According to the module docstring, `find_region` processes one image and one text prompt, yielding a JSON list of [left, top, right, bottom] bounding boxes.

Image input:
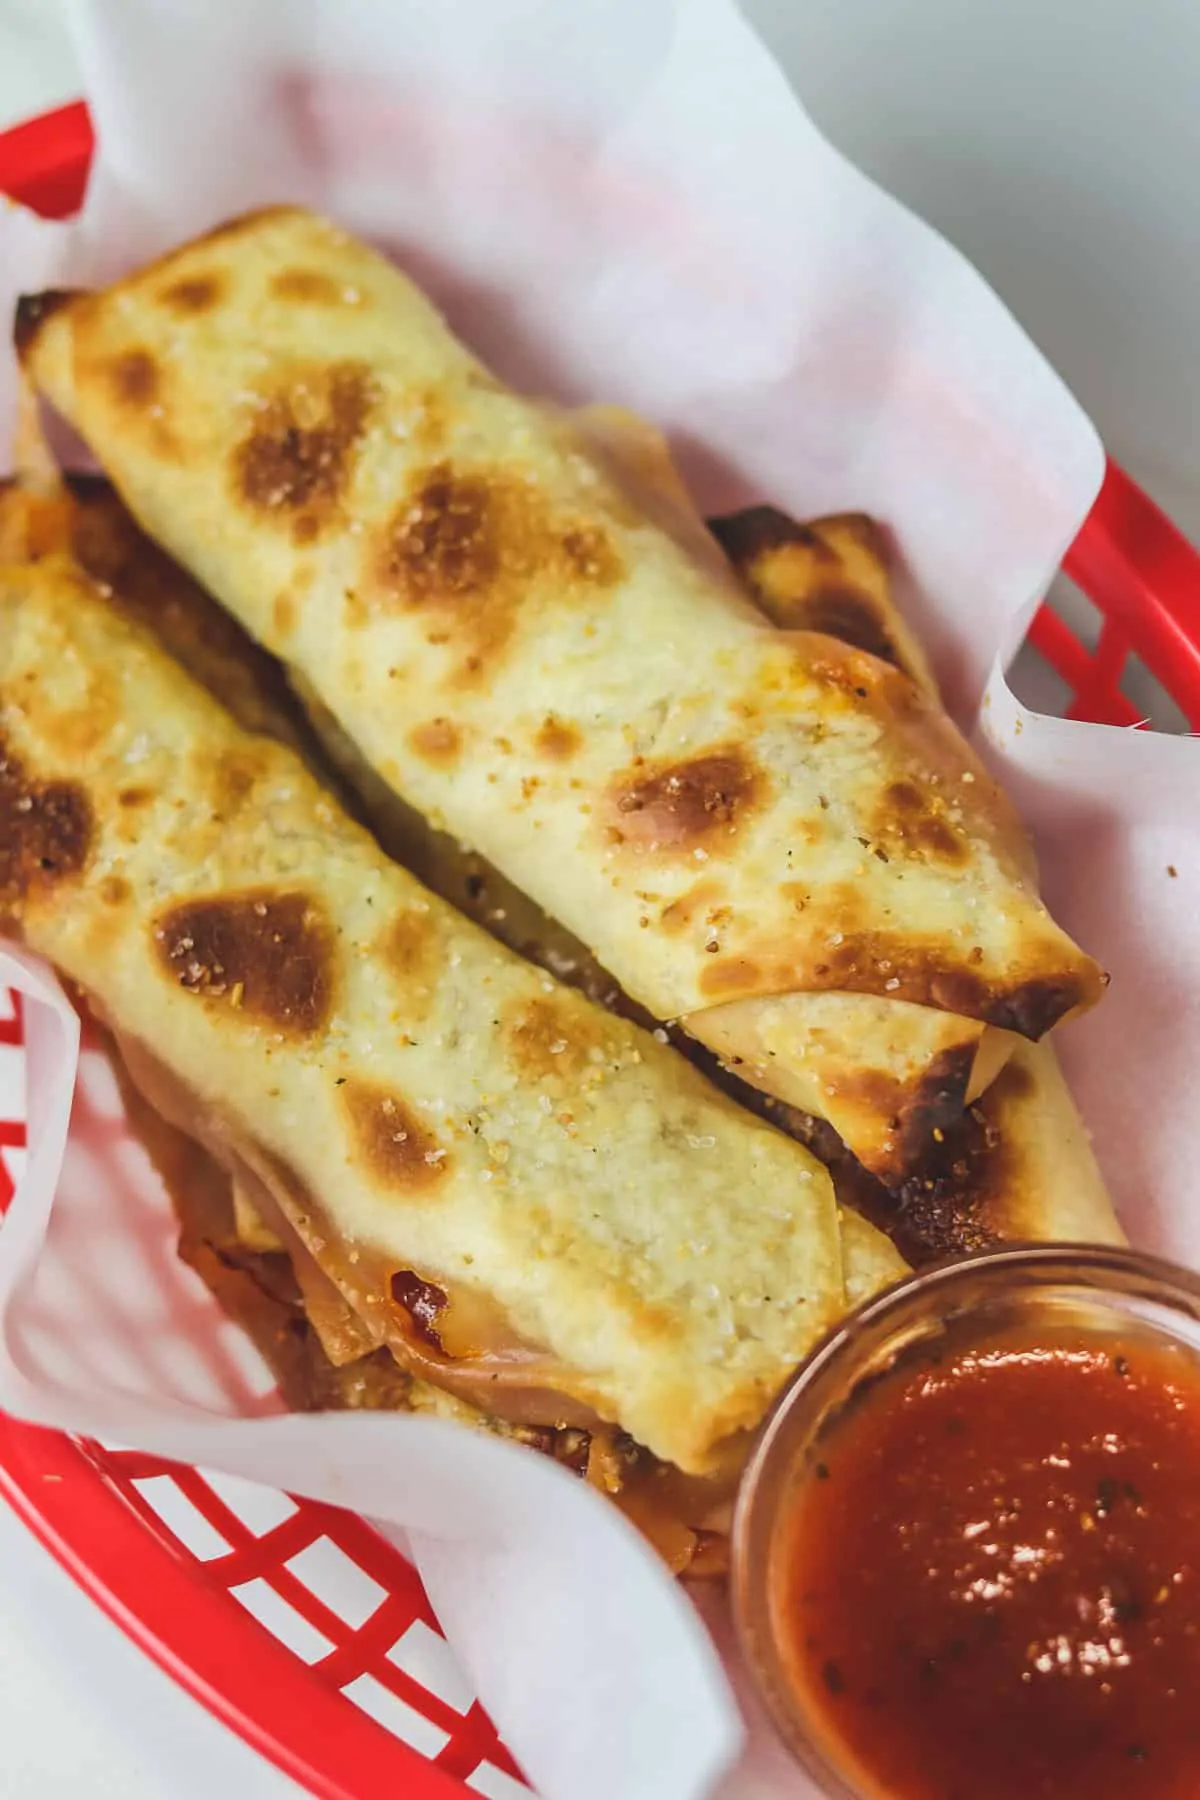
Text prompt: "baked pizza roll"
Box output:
[[16, 207, 1105, 1184], [0, 499, 874, 1479]]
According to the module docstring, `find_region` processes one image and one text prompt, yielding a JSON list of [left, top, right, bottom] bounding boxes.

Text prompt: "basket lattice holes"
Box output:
[[0, 995, 526, 1797], [1018, 573, 1194, 730]]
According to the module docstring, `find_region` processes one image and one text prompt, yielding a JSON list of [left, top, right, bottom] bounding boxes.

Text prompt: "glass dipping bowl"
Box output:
[[730, 1242, 1200, 1800]]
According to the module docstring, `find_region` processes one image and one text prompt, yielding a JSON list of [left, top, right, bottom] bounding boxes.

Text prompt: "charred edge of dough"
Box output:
[[13, 289, 81, 362], [706, 504, 824, 563]]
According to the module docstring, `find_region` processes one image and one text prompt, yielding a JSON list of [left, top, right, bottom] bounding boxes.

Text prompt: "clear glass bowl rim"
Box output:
[[729, 1239, 1200, 1800]]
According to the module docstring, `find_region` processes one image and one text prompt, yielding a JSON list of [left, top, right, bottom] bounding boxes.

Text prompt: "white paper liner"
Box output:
[[0, 3, 1194, 1797]]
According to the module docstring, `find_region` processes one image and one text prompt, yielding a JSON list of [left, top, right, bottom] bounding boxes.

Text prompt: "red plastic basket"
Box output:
[[1, 98, 1198, 1800]]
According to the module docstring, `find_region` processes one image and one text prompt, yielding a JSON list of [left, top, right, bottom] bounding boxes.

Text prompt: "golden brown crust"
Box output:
[[124, 205, 307, 302], [365, 460, 624, 687], [502, 992, 606, 1085], [153, 889, 335, 1037], [270, 269, 358, 306], [837, 1041, 1123, 1263], [605, 749, 767, 857], [103, 347, 162, 410], [377, 902, 444, 1017], [693, 921, 1095, 1037], [407, 716, 464, 767], [0, 730, 93, 909], [825, 1042, 979, 1178], [533, 714, 583, 762], [338, 1078, 451, 1191], [157, 273, 228, 315], [710, 506, 930, 687], [232, 362, 377, 542]]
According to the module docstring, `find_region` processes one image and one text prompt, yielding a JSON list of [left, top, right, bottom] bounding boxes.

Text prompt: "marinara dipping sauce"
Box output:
[[732, 1246, 1200, 1800]]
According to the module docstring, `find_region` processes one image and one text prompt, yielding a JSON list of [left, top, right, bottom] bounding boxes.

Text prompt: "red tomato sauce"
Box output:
[[776, 1331, 1200, 1799]]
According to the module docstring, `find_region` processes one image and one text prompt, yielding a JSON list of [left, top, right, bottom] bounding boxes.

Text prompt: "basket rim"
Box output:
[[1, 89, 1199, 1800], [0, 1415, 476, 1800]]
